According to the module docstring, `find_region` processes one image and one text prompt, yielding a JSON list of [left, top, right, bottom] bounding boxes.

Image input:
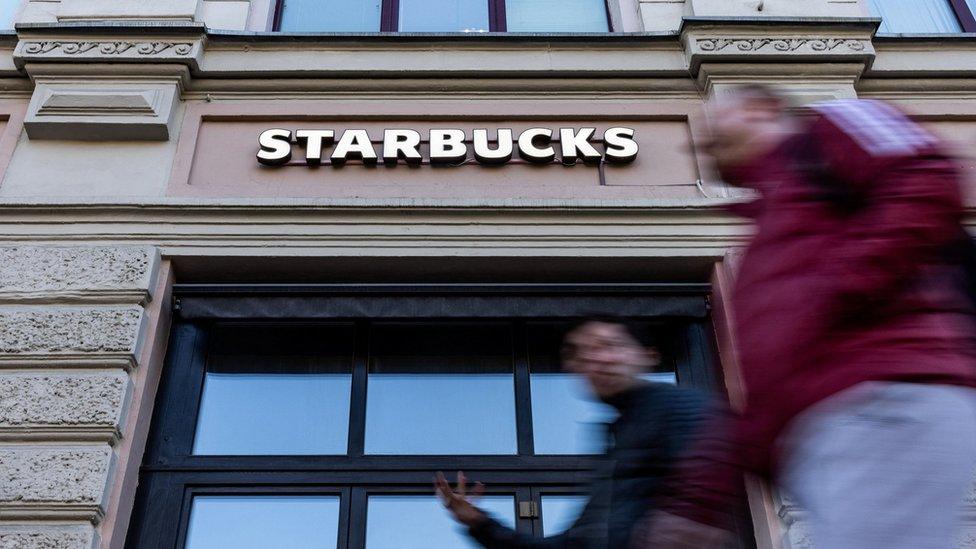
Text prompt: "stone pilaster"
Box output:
[[0, 246, 160, 548]]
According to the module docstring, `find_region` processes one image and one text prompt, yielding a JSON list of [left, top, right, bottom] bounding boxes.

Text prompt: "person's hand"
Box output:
[[631, 511, 734, 548], [434, 471, 488, 528]]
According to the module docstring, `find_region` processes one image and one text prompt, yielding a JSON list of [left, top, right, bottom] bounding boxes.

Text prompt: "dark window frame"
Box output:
[[126, 285, 722, 549], [272, 0, 613, 32], [871, 0, 976, 32], [949, 0, 976, 32]]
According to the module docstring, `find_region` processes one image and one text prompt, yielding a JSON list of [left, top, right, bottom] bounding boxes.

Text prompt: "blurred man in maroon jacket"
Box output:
[[637, 87, 976, 549]]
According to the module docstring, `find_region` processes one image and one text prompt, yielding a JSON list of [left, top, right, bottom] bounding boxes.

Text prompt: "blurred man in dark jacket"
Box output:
[[434, 318, 712, 548], [640, 87, 976, 549]]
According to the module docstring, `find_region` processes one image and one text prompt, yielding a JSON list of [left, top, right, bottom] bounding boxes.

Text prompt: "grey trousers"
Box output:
[[779, 382, 976, 549]]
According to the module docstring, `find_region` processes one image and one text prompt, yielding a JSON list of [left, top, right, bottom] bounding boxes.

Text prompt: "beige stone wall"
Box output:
[[0, 247, 167, 549], [0, 1, 969, 549]]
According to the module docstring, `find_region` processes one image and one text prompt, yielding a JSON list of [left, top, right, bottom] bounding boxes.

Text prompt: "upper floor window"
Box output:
[[0, 0, 19, 28], [274, 0, 610, 32], [867, 0, 976, 33]]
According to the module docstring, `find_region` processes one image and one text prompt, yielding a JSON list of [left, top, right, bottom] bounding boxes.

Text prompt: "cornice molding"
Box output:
[[0, 425, 121, 445], [13, 34, 203, 71], [0, 201, 753, 265], [21, 40, 194, 56], [681, 19, 877, 76], [0, 354, 137, 371], [0, 503, 104, 524], [695, 37, 868, 53]]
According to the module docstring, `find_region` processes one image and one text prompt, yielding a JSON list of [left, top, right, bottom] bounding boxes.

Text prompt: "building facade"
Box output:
[[0, 0, 973, 548]]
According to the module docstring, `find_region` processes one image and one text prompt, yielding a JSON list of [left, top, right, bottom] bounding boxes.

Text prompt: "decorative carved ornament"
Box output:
[[696, 38, 868, 53], [21, 41, 194, 56]]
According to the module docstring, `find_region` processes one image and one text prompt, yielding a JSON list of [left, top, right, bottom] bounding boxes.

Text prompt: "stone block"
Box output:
[[696, 62, 862, 103], [0, 372, 129, 441], [639, 0, 686, 32], [0, 445, 113, 520], [58, 0, 201, 22], [200, 0, 250, 31], [24, 80, 183, 141], [17, 2, 61, 25], [0, 523, 97, 549], [0, 246, 158, 303], [0, 306, 145, 369]]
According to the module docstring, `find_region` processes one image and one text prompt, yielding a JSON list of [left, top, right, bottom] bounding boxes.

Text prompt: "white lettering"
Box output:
[[331, 129, 378, 166], [517, 128, 555, 164], [603, 127, 639, 164], [429, 129, 468, 164], [382, 129, 423, 165], [559, 127, 602, 165], [257, 126, 640, 168], [472, 128, 514, 165], [257, 128, 293, 166], [295, 129, 335, 166]]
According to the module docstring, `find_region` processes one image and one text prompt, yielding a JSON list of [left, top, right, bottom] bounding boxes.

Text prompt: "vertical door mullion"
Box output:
[[338, 487, 353, 549], [347, 487, 368, 549], [348, 321, 369, 457], [513, 321, 535, 456], [528, 486, 543, 537], [515, 486, 535, 536]]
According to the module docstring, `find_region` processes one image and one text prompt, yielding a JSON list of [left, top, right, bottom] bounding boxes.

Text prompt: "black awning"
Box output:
[[174, 284, 710, 319]]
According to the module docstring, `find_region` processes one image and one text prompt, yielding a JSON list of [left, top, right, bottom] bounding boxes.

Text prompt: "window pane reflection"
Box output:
[[527, 322, 676, 455], [532, 374, 615, 454], [541, 495, 588, 536], [185, 496, 340, 549], [367, 495, 514, 549], [365, 323, 517, 455], [193, 325, 354, 455], [398, 0, 489, 32], [506, 0, 609, 32], [279, 0, 382, 32], [867, 0, 962, 33], [0, 0, 18, 29]]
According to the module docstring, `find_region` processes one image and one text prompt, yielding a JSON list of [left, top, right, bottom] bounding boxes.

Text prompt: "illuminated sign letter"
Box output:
[[517, 128, 555, 164], [331, 129, 378, 166], [257, 126, 639, 168], [559, 127, 602, 165], [257, 129, 293, 166], [603, 127, 639, 164], [382, 129, 423, 166], [295, 129, 335, 166], [429, 129, 467, 165], [472, 128, 514, 165]]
